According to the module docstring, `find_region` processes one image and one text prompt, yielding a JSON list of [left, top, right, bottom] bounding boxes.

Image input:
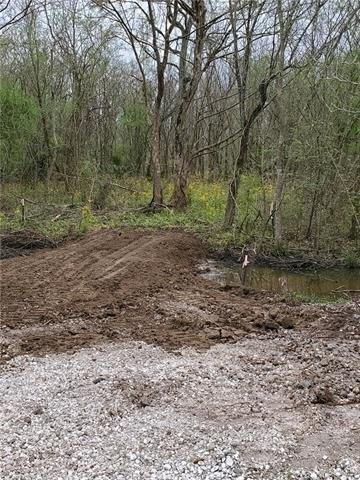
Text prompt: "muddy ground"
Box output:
[[1, 228, 358, 360], [0, 229, 359, 477]]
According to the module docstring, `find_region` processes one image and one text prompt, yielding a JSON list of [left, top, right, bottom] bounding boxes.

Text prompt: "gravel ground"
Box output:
[[1, 335, 359, 480]]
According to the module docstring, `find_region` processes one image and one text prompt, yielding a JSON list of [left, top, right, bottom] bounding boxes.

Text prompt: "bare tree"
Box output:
[[169, 1, 231, 209], [223, 0, 275, 228], [0, 0, 34, 32], [169, 0, 207, 208], [94, 0, 180, 207]]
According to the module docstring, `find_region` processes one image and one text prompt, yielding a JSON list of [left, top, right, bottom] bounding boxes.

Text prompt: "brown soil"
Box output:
[[1, 228, 359, 363]]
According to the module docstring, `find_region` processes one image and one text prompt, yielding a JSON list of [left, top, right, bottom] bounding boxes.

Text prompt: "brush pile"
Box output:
[[0, 229, 57, 259]]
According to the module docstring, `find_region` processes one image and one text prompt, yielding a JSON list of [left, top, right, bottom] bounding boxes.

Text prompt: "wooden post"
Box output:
[[241, 254, 250, 285], [21, 198, 25, 225]]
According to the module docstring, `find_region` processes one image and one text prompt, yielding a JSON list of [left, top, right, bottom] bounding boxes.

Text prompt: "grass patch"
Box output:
[[291, 292, 348, 304]]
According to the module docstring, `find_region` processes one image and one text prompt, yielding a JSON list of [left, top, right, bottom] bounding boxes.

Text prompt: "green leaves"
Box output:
[[0, 82, 39, 180]]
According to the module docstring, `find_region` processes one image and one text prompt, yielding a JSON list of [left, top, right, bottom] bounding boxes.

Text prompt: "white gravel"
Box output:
[[1, 338, 359, 479]]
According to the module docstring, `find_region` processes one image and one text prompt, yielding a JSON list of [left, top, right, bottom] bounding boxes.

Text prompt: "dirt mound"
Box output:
[[1, 228, 359, 362]]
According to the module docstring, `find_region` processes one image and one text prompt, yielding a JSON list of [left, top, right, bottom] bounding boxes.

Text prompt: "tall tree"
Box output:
[[224, 0, 275, 228], [170, 0, 207, 209], [94, 0, 180, 207]]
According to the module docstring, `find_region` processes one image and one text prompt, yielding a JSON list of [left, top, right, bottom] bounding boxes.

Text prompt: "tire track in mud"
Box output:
[[1, 228, 359, 362], [1, 231, 157, 323], [0, 229, 212, 358]]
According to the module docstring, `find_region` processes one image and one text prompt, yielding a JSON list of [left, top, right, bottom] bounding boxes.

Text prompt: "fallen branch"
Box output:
[[332, 289, 360, 293], [51, 205, 82, 222], [140, 203, 172, 214], [109, 182, 143, 194]]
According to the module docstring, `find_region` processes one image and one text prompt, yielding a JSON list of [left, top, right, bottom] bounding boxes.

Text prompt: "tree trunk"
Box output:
[[224, 176, 238, 228], [171, 153, 189, 209], [349, 214, 359, 240], [273, 0, 287, 242], [170, 1, 206, 209], [150, 107, 163, 206], [349, 201, 359, 240], [223, 0, 253, 229], [171, 99, 191, 209], [272, 125, 287, 241], [171, 172, 187, 209], [171, 97, 189, 209], [224, 134, 249, 228], [305, 169, 322, 239], [223, 78, 269, 229], [27, 14, 55, 181], [349, 178, 359, 240], [273, 149, 286, 241]]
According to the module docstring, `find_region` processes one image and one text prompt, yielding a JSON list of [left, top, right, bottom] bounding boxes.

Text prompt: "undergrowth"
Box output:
[[0, 177, 359, 264]]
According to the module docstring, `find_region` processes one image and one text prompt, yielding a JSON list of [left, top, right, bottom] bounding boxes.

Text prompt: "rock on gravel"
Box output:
[[0, 336, 359, 480]]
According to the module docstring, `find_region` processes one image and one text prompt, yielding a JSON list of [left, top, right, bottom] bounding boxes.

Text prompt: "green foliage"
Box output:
[[327, 51, 360, 156], [79, 204, 102, 234], [291, 292, 347, 304], [344, 255, 360, 269], [1, 178, 359, 264], [120, 101, 148, 128], [0, 212, 6, 229], [0, 82, 39, 180], [113, 100, 149, 174]]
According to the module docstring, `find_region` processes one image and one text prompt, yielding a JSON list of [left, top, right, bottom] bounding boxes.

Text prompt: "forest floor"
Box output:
[[1, 179, 359, 268], [1, 229, 360, 479]]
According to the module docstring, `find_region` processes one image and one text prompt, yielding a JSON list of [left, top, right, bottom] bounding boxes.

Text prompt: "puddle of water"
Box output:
[[200, 260, 360, 296]]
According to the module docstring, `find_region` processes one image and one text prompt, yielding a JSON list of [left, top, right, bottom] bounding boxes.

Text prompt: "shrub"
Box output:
[[0, 82, 39, 180]]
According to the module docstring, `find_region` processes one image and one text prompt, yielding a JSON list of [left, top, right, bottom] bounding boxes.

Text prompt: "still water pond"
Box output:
[[201, 261, 360, 296]]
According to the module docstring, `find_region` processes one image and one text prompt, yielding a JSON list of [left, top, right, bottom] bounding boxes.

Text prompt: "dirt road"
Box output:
[[0, 229, 359, 478]]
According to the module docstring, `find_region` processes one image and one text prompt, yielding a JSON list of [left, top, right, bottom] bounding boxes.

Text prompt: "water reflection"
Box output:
[[201, 261, 360, 295]]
